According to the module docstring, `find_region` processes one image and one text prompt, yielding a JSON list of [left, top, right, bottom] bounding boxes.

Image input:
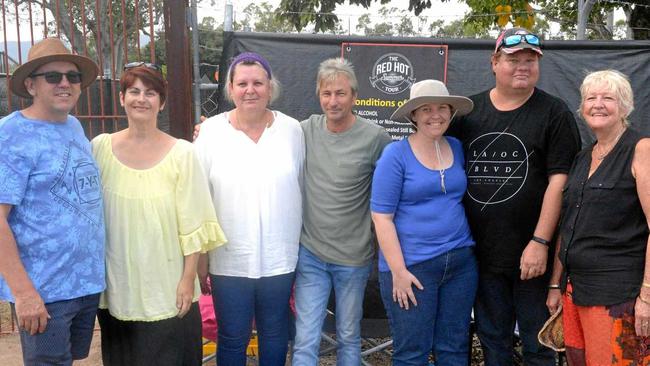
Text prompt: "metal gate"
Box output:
[[0, 0, 194, 335], [0, 0, 193, 141]]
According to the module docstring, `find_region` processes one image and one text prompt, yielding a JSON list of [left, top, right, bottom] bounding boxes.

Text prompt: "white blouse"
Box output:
[[194, 110, 305, 278]]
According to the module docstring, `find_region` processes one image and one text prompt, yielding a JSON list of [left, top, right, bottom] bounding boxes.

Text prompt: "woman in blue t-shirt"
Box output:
[[371, 79, 477, 366]]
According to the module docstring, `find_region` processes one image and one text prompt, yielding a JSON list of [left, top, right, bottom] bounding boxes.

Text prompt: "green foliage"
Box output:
[[11, 0, 164, 74], [278, 0, 433, 32], [429, 19, 491, 38], [244, 2, 294, 33], [535, 0, 616, 39], [355, 6, 426, 36], [450, 0, 641, 40], [198, 17, 225, 65], [131, 30, 165, 65], [629, 6, 650, 39], [278, 0, 647, 40], [241, 3, 297, 33]]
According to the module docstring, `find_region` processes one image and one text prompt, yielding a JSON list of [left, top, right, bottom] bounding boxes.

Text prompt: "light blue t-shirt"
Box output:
[[371, 137, 474, 272], [0, 111, 105, 303]]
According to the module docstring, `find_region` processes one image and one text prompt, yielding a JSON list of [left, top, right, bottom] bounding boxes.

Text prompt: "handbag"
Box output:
[[538, 306, 565, 352]]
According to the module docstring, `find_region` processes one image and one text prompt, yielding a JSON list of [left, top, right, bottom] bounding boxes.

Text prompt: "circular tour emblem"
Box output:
[[369, 53, 415, 95]]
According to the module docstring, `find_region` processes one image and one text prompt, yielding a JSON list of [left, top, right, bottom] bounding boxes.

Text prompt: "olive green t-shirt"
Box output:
[[300, 114, 392, 266]]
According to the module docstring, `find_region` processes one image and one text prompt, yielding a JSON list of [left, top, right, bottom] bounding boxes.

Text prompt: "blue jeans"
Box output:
[[379, 246, 477, 366], [474, 270, 555, 366], [14, 293, 100, 366], [292, 245, 372, 366], [210, 272, 294, 366]]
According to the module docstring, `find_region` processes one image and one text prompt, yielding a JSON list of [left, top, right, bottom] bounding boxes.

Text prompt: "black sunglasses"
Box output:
[[29, 71, 83, 84], [123, 61, 162, 72]]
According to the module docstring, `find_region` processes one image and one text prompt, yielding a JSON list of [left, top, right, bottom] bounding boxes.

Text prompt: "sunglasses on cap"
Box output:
[[29, 71, 83, 84], [500, 34, 541, 48], [123, 61, 162, 72]]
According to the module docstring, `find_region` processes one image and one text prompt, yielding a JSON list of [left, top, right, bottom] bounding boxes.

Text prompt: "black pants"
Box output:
[[97, 302, 202, 366]]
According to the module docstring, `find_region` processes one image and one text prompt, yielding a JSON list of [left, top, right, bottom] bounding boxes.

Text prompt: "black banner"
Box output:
[[343, 43, 448, 140], [219, 31, 650, 147]]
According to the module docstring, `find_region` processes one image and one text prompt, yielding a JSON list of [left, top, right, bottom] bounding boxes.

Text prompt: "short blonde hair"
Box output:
[[579, 70, 634, 126], [316, 58, 358, 95]]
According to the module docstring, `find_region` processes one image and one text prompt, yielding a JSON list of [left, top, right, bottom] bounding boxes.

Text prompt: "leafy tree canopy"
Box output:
[[10, 0, 164, 74], [278, 0, 648, 39]]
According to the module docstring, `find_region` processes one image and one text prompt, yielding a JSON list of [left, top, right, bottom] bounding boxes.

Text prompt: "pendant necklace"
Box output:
[[595, 127, 626, 160], [434, 140, 447, 194]]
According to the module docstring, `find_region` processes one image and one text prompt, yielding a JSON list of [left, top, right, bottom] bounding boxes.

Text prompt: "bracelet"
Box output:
[[642, 282, 650, 288], [548, 284, 561, 290], [532, 235, 551, 246], [639, 295, 650, 305]]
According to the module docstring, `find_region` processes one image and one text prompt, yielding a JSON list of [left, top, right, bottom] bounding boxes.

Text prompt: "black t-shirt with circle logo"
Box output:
[[448, 88, 581, 272]]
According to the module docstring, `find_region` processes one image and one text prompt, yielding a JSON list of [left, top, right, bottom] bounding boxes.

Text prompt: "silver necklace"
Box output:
[[595, 127, 626, 160], [434, 140, 447, 194]]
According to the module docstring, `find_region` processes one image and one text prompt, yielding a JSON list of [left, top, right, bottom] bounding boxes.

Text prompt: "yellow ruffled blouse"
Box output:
[[92, 133, 226, 321]]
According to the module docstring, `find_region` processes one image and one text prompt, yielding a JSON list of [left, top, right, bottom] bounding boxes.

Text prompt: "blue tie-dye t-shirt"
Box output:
[[0, 111, 105, 303]]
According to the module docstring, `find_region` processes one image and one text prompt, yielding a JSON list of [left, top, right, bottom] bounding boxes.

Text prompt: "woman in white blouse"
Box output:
[[194, 52, 304, 365]]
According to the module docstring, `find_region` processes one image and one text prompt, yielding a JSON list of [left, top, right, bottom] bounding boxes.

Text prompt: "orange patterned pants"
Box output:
[[563, 283, 650, 366]]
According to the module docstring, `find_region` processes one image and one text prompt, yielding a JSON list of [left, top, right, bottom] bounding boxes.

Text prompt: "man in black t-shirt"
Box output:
[[449, 28, 580, 366]]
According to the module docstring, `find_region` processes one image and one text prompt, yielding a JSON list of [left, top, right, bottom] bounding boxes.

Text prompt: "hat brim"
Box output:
[[10, 53, 99, 98], [500, 43, 543, 56], [390, 95, 474, 123]]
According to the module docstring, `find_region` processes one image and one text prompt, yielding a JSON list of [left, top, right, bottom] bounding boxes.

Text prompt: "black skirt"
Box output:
[[97, 302, 202, 366]]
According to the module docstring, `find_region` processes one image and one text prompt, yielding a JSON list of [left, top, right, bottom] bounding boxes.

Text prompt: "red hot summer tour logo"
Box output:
[[369, 53, 415, 95]]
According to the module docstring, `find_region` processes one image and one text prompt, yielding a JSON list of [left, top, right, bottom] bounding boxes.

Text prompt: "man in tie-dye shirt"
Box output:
[[0, 38, 105, 365]]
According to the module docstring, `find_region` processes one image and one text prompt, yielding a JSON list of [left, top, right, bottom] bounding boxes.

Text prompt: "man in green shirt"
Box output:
[[292, 58, 392, 366]]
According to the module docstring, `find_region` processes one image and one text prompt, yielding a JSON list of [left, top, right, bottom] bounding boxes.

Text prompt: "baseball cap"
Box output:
[[494, 27, 543, 56]]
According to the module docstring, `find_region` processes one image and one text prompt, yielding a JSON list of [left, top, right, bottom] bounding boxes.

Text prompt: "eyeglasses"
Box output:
[[29, 71, 83, 84], [123, 62, 162, 72], [501, 34, 541, 48]]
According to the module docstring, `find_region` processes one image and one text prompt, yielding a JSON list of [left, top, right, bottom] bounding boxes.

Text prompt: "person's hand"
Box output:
[[197, 254, 210, 295], [198, 270, 210, 296], [176, 277, 194, 318], [391, 268, 423, 310], [192, 116, 206, 141], [520, 241, 548, 280], [198, 273, 210, 296], [546, 288, 562, 315], [15, 291, 50, 335], [635, 296, 650, 337]]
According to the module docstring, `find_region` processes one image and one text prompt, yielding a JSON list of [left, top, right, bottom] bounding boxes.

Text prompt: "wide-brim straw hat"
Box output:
[[10, 37, 99, 98], [538, 306, 564, 352], [390, 79, 473, 123]]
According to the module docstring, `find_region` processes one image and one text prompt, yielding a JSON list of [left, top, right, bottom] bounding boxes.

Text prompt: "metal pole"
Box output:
[[577, 0, 595, 40], [625, 8, 633, 40], [190, 0, 201, 124], [577, 0, 585, 40], [606, 10, 614, 36], [225, 1, 233, 32]]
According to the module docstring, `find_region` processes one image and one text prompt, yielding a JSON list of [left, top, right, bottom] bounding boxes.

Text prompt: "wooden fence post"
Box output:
[[164, 0, 192, 140]]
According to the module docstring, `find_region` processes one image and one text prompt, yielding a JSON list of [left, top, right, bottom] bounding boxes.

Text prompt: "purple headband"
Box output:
[[229, 52, 273, 80]]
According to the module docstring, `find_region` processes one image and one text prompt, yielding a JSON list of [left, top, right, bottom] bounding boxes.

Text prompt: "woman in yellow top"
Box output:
[[92, 63, 226, 366]]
